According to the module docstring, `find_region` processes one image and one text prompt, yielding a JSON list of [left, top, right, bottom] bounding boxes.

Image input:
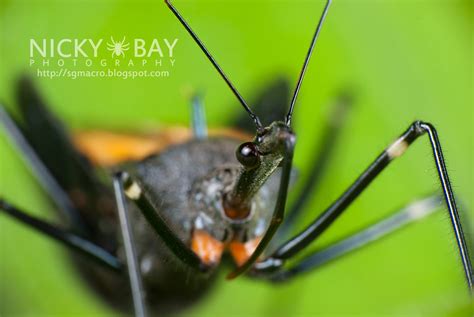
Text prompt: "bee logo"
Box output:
[[106, 36, 130, 58]]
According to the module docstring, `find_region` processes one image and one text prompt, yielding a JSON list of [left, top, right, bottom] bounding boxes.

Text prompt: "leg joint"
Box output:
[[386, 120, 429, 160], [114, 172, 142, 201], [416, 120, 436, 135]]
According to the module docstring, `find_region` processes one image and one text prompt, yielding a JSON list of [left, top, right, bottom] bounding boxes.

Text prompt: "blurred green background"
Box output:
[[0, 0, 472, 316]]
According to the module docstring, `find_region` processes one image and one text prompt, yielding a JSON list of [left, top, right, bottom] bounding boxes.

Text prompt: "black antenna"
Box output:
[[165, 0, 263, 130], [285, 0, 332, 126]]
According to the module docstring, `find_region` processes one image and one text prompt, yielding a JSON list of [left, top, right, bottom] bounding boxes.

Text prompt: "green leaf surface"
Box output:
[[0, 0, 472, 316]]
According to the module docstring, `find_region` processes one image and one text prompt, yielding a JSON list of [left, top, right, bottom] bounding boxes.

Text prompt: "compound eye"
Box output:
[[236, 142, 260, 169]]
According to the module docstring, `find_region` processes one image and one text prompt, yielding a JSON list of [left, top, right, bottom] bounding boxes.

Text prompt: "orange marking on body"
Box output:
[[73, 128, 190, 166], [73, 127, 251, 166], [229, 237, 262, 266], [191, 230, 225, 265]]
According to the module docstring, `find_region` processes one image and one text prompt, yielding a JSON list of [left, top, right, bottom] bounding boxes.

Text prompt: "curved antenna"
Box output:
[[165, 0, 263, 130], [285, 0, 332, 126]]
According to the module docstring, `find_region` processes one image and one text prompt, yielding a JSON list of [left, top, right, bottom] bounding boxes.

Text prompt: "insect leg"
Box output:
[[255, 195, 443, 281], [0, 199, 122, 271], [116, 172, 206, 272], [0, 104, 85, 232], [277, 91, 352, 240], [190, 93, 207, 139], [14, 77, 112, 237], [257, 121, 473, 290], [113, 173, 147, 317]]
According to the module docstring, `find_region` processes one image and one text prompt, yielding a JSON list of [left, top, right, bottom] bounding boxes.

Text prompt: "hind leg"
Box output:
[[2, 78, 119, 247], [0, 199, 121, 270], [0, 104, 86, 231]]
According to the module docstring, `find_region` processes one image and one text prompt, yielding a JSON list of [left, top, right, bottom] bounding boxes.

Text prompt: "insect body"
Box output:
[[0, 0, 472, 316], [87, 137, 278, 313]]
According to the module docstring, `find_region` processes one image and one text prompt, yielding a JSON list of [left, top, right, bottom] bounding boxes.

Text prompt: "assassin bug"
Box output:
[[0, 0, 472, 316]]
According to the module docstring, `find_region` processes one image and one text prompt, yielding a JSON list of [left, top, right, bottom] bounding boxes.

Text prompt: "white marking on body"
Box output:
[[140, 255, 153, 275], [387, 137, 409, 159], [195, 213, 215, 230], [206, 182, 220, 195], [195, 216, 204, 230], [125, 182, 142, 200]]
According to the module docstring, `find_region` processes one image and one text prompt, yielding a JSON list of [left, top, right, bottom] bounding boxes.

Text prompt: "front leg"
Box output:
[[115, 172, 207, 272], [255, 195, 444, 281], [112, 173, 147, 317], [254, 121, 473, 290], [0, 199, 122, 271]]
